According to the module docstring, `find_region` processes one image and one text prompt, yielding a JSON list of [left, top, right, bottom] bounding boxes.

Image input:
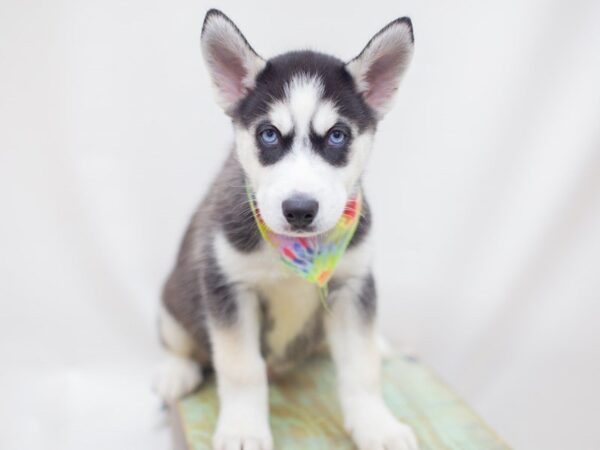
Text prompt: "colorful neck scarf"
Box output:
[[247, 186, 362, 289]]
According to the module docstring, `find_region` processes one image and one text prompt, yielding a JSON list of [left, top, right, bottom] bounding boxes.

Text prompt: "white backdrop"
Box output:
[[2, 0, 599, 449]]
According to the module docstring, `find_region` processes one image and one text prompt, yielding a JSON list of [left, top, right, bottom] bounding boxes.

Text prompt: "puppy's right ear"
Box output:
[[201, 9, 266, 115], [346, 18, 414, 118]]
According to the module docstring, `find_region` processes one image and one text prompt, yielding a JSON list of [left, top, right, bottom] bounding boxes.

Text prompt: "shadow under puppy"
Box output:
[[156, 9, 416, 450]]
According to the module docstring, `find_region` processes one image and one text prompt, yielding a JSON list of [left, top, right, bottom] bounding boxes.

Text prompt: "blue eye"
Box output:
[[327, 129, 347, 146], [259, 127, 280, 146]]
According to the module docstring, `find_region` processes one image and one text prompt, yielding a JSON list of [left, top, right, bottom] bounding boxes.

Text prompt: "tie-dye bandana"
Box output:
[[247, 186, 362, 295]]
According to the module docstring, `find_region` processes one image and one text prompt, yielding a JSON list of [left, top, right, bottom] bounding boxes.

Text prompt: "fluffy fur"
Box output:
[[155, 9, 416, 450]]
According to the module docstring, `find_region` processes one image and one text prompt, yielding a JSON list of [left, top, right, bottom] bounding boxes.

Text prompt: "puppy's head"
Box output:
[[201, 9, 414, 236]]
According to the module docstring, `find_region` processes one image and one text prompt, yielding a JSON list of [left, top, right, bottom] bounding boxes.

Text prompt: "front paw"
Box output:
[[213, 411, 273, 450], [346, 401, 418, 450]]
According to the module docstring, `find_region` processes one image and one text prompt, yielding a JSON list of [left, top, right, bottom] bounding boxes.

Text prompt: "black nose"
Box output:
[[282, 195, 319, 229]]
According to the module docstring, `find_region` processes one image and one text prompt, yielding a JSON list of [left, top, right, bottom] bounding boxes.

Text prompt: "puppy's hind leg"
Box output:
[[154, 304, 204, 404]]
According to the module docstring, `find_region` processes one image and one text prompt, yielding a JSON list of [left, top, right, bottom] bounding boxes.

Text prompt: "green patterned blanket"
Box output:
[[172, 355, 510, 449]]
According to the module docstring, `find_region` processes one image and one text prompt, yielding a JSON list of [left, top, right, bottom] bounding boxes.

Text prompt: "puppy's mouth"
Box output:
[[258, 213, 331, 238], [281, 225, 319, 237]]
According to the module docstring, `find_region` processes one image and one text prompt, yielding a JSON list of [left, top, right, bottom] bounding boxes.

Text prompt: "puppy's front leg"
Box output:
[[326, 275, 418, 450], [208, 289, 272, 450]]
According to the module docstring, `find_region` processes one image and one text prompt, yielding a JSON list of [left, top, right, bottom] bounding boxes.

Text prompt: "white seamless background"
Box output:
[[1, 1, 599, 449]]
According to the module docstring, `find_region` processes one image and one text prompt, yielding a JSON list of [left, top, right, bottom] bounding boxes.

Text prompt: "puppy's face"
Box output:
[[201, 10, 414, 236]]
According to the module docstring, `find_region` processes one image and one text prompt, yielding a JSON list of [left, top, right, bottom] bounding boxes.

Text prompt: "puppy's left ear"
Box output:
[[346, 18, 414, 118], [201, 9, 266, 114]]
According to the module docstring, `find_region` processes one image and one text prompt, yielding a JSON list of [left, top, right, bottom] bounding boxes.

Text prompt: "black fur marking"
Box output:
[[256, 122, 295, 165], [309, 122, 352, 167], [235, 51, 376, 130], [202, 249, 238, 326], [216, 155, 263, 253], [258, 297, 274, 358], [162, 266, 212, 364], [348, 193, 371, 248], [327, 273, 376, 322], [281, 311, 324, 366], [357, 273, 377, 320], [219, 191, 262, 253]]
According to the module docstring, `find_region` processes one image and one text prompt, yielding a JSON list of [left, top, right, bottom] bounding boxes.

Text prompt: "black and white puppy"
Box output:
[[156, 9, 416, 450]]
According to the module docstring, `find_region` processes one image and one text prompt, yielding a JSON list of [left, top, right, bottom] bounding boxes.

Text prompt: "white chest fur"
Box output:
[[213, 231, 373, 365], [213, 233, 321, 362], [257, 275, 321, 363]]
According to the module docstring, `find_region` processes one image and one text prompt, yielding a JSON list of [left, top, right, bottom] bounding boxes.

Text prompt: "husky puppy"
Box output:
[[156, 9, 416, 450]]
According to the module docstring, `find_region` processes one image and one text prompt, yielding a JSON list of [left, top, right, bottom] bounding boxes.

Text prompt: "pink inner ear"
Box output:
[[363, 51, 406, 111], [209, 43, 247, 105]]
